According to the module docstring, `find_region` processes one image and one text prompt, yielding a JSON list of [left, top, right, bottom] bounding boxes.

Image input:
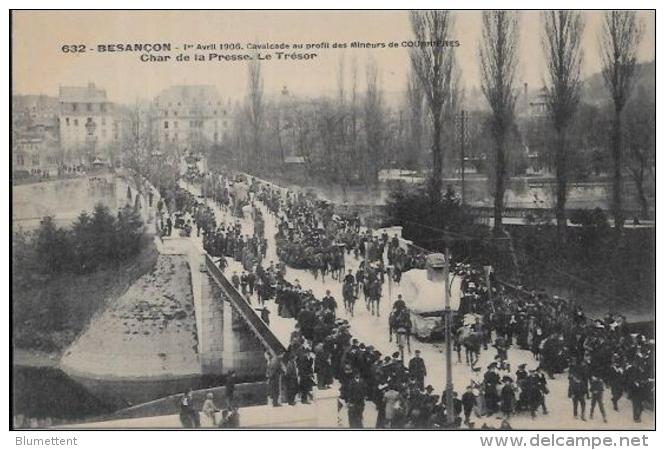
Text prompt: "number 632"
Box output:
[[61, 44, 86, 53]]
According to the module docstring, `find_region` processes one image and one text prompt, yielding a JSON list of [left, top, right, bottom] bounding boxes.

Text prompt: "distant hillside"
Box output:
[[582, 60, 655, 105]]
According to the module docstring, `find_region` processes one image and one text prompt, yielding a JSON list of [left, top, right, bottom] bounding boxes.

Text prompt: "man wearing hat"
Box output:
[[266, 352, 284, 407], [515, 363, 528, 411], [344, 371, 368, 428], [440, 389, 463, 425], [568, 372, 589, 421], [483, 363, 501, 415], [500, 376, 517, 419], [322, 289, 337, 314], [589, 375, 608, 423], [408, 349, 427, 391], [462, 385, 477, 425], [389, 352, 407, 382], [516, 363, 528, 384], [608, 355, 625, 412]]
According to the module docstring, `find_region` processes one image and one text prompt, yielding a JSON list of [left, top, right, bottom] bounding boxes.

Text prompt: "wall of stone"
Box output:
[[159, 236, 266, 378]]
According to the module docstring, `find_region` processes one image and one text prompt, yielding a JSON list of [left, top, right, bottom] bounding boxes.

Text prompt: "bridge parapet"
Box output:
[[204, 254, 286, 358]]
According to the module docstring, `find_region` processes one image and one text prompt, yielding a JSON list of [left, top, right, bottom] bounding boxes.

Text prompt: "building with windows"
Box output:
[[59, 83, 121, 162], [13, 131, 61, 174], [12, 94, 61, 175], [13, 94, 60, 131], [152, 85, 231, 153]]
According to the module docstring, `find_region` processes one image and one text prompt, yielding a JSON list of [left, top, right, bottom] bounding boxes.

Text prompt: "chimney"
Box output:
[[425, 253, 447, 283]]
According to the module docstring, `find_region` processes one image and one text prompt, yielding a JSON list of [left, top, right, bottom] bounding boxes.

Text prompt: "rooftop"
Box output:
[[59, 83, 108, 103], [154, 85, 223, 105]]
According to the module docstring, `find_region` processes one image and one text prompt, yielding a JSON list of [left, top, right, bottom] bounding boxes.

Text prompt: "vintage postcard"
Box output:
[[10, 9, 655, 432]]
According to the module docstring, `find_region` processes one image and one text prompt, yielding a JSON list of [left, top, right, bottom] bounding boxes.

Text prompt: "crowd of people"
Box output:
[[170, 168, 654, 429]]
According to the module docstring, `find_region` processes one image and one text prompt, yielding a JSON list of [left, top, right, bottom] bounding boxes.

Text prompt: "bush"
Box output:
[[569, 208, 609, 230], [35, 217, 73, 274], [21, 203, 145, 276], [384, 182, 481, 249], [569, 208, 610, 249]]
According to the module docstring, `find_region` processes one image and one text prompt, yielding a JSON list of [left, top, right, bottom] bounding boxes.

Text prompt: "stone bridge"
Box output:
[[103, 170, 287, 377], [155, 232, 285, 379]]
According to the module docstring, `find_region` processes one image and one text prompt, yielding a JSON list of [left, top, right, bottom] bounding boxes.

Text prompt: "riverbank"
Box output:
[[12, 365, 115, 428], [12, 348, 60, 368], [12, 239, 158, 353], [60, 253, 200, 380]]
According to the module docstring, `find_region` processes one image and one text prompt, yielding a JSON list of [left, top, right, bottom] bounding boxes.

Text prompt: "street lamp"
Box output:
[[426, 251, 455, 426], [484, 265, 492, 303], [443, 247, 455, 426]]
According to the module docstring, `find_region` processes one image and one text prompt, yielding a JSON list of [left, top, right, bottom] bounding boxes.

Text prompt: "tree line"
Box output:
[[114, 11, 649, 246], [224, 10, 650, 245], [13, 204, 145, 279]]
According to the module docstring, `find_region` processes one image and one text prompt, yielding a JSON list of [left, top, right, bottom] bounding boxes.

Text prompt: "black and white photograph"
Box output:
[[9, 8, 656, 433]]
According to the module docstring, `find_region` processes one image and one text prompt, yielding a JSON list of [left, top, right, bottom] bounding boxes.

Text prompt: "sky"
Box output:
[[12, 10, 655, 104]]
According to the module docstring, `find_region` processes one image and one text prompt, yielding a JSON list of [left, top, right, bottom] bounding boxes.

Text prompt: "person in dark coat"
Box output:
[[408, 350, 427, 390], [515, 363, 528, 411], [231, 271, 241, 290], [322, 290, 338, 314], [284, 354, 299, 405], [179, 390, 196, 428], [540, 335, 562, 379], [483, 363, 501, 414], [568, 373, 589, 421], [247, 271, 256, 295], [500, 378, 517, 419], [345, 372, 367, 428], [297, 351, 315, 404], [225, 370, 237, 408], [314, 342, 332, 389], [266, 352, 284, 407], [589, 375, 607, 423], [461, 385, 477, 425], [625, 358, 648, 423], [608, 356, 625, 411], [524, 368, 549, 418]]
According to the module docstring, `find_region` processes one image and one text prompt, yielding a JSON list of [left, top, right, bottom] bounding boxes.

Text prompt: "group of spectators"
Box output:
[[452, 265, 655, 424], [264, 277, 465, 428], [178, 169, 654, 429]]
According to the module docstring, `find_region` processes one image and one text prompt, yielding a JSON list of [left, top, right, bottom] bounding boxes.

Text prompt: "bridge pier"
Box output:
[[221, 297, 235, 372], [156, 231, 279, 380]]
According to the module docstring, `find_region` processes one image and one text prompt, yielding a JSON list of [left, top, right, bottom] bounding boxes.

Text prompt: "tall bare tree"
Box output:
[[542, 11, 585, 242], [443, 59, 464, 172], [121, 104, 155, 191], [246, 57, 264, 171], [349, 57, 359, 159], [337, 54, 346, 107], [405, 67, 425, 168], [479, 11, 520, 235], [624, 85, 654, 219], [409, 10, 455, 206], [363, 58, 384, 185], [599, 11, 644, 230]]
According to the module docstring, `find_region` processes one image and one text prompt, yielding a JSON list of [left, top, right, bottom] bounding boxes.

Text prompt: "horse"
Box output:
[[342, 282, 356, 317], [389, 308, 412, 354], [457, 325, 482, 369], [368, 279, 382, 316]]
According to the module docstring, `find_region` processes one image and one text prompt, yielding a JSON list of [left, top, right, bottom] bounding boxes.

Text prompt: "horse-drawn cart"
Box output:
[[394, 268, 463, 340]]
